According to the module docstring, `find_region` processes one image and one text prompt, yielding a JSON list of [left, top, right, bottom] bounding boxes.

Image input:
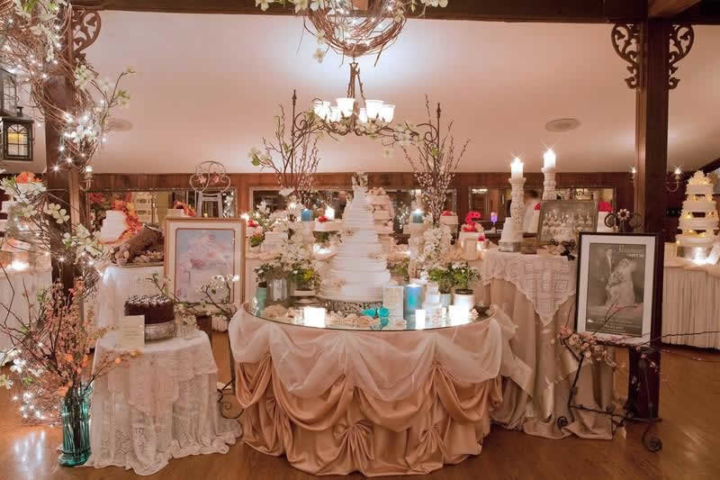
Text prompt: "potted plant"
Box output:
[[450, 262, 480, 309], [255, 261, 288, 306], [249, 232, 265, 253], [289, 263, 317, 297], [427, 265, 453, 308], [390, 257, 410, 284]]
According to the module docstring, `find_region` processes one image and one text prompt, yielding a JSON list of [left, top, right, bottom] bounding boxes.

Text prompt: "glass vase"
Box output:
[[59, 385, 92, 467], [267, 278, 289, 307]]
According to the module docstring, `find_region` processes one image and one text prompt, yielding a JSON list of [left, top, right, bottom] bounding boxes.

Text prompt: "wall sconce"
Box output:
[[630, 166, 683, 193]]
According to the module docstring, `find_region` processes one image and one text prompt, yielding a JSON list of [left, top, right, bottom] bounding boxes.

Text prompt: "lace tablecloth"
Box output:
[[481, 250, 576, 325], [662, 260, 720, 349], [0, 269, 52, 364], [86, 332, 241, 476], [95, 265, 164, 328], [229, 306, 528, 476]]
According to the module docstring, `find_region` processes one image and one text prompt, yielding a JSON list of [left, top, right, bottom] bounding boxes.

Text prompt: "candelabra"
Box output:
[[499, 176, 526, 252], [542, 165, 557, 200]]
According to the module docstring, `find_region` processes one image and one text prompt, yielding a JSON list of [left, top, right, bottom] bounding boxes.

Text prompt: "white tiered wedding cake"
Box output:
[[99, 210, 128, 244], [677, 171, 719, 256], [319, 184, 391, 303]]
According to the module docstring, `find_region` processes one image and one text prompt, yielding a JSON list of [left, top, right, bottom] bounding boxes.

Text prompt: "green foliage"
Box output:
[[427, 266, 453, 294]]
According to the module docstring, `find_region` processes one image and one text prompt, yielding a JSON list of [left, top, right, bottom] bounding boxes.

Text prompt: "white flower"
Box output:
[[73, 64, 96, 89], [310, 0, 327, 11], [279, 188, 294, 198], [248, 147, 261, 160], [316, 31, 326, 45], [0, 374, 13, 389], [256, 0, 274, 11], [312, 48, 326, 63]]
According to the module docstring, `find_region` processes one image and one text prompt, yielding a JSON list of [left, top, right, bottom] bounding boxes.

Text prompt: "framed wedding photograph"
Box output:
[[575, 233, 661, 345], [165, 218, 244, 310], [537, 200, 598, 243]]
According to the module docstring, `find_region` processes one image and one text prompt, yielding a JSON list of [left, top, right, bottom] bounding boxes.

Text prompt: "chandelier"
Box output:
[[312, 62, 395, 136]]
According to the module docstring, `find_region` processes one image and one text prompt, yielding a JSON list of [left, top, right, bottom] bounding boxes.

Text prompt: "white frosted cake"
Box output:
[[422, 283, 442, 316], [99, 210, 127, 243], [367, 188, 394, 253], [314, 219, 342, 232], [677, 171, 719, 251], [319, 185, 391, 302]]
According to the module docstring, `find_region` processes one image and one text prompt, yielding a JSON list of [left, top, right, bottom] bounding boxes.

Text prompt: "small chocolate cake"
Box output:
[[124, 295, 175, 325]]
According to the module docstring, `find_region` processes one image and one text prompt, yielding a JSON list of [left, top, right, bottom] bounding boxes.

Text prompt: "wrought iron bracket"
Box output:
[[668, 25, 694, 90], [611, 24, 641, 89]]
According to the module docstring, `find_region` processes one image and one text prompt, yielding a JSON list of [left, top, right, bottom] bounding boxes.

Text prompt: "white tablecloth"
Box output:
[[0, 269, 52, 363], [86, 332, 241, 476], [95, 265, 164, 328], [481, 250, 576, 325], [662, 260, 720, 349]]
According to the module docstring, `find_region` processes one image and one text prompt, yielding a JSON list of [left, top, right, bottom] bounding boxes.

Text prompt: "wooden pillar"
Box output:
[[631, 19, 671, 420]]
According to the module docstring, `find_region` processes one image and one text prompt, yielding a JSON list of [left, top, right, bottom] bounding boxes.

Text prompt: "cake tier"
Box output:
[[314, 220, 341, 232], [686, 184, 714, 196], [676, 234, 716, 248], [440, 216, 459, 225], [682, 200, 717, 212], [104, 210, 126, 222], [679, 216, 719, 231], [366, 195, 390, 206], [124, 294, 175, 325], [166, 209, 187, 218], [375, 225, 393, 235], [319, 272, 391, 302], [373, 210, 391, 220]]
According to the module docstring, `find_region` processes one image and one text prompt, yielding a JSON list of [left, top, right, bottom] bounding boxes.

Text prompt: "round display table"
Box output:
[[229, 303, 513, 476], [87, 331, 241, 475]]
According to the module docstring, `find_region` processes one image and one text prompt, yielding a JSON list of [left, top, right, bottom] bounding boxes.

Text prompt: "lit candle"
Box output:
[[412, 209, 424, 224], [84, 165, 93, 173], [674, 167, 682, 176], [301, 208, 313, 222], [511, 157, 524, 180], [304, 307, 326, 328], [415, 309, 426, 329], [325, 206, 335, 220], [543, 149, 557, 170], [404, 284, 423, 321]]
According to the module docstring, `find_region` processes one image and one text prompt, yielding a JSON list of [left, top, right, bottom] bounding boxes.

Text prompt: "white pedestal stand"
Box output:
[[499, 177, 525, 252], [542, 166, 557, 201]]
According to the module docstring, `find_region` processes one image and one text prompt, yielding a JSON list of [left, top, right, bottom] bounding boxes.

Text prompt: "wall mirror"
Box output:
[[86, 187, 237, 241], [250, 187, 457, 234]]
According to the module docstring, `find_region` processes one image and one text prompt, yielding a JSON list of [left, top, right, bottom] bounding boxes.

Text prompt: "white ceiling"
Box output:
[[15, 12, 720, 174]]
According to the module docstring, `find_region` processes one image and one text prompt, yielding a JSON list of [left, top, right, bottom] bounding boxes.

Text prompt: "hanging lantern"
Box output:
[[0, 67, 18, 116], [2, 106, 34, 161]]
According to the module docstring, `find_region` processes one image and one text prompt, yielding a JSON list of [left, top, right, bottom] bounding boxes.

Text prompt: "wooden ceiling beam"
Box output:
[[77, 0, 648, 23], [649, 0, 701, 18]]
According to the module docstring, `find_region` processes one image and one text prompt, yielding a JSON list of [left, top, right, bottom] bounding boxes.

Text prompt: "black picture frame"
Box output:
[[575, 232, 662, 345]]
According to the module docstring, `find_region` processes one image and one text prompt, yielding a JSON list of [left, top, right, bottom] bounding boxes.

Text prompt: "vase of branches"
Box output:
[[59, 384, 92, 467]]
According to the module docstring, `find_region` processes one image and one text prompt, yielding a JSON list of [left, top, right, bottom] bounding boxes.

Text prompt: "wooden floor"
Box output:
[[1, 333, 719, 480]]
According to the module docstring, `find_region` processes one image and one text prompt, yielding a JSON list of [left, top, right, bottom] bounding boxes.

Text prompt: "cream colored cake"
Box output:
[[319, 185, 391, 302], [677, 171, 719, 252], [99, 210, 127, 243]]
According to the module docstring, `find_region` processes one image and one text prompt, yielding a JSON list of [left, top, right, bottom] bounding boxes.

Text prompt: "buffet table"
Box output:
[[0, 269, 52, 364], [481, 249, 615, 439], [229, 304, 525, 476], [662, 259, 720, 349], [87, 331, 241, 475], [95, 264, 164, 328]]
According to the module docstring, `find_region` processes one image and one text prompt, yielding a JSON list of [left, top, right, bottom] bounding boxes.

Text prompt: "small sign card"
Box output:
[[383, 284, 404, 320], [119, 315, 145, 351]]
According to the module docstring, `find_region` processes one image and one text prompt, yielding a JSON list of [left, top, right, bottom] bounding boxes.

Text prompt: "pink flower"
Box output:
[[598, 201, 613, 213], [534, 202, 541, 211]]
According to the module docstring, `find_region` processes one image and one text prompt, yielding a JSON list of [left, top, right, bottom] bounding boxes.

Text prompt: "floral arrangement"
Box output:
[[390, 257, 410, 283], [534, 202, 542, 211], [465, 211, 482, 224], [87, 192, 142, 240], [173, 201, 196, 217], [427, 265, 454, 294], [442, 210, 455, 217], [247, 219, 259, 228], [289, 265, 317, 291], [317, 215, 329, 223], [599, 201, 613, 213], [418, 225, 453, 269], [15, 171, 41, 184], [249, 232, 265, 248], [449, 262, 480, 292], [0, 280, 136, 424]]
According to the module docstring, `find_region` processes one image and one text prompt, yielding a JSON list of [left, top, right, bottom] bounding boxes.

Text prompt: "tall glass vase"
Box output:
[[267, 277, 289, 307], [59, 385, 92, 467]]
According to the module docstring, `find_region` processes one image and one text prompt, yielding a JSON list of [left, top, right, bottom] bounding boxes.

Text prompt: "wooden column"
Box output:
[[631, 19, 671, 420]]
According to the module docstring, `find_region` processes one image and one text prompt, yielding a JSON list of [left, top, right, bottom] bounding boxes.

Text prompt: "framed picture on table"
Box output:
[[165, 218, 244, 311], [575, 233, 661, 345], [537, 200, 598, 244]]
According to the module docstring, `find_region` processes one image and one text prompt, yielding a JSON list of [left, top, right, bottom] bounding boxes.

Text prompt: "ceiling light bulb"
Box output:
[[359, 108, 368, 123], [330, 106, 341, 122]]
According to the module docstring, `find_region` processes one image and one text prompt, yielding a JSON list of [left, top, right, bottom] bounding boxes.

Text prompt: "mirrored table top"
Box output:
[[244, 301, 490, 332]]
